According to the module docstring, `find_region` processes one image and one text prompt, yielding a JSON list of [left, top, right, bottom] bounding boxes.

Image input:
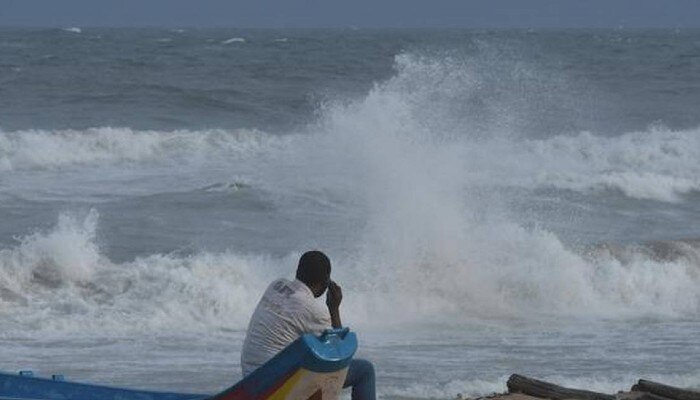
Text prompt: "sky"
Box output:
[[1, 0, 700, 29]]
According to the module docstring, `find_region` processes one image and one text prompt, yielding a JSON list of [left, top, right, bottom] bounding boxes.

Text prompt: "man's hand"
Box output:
[[326, 280, 342, 310], [326, 280, 343, 329]]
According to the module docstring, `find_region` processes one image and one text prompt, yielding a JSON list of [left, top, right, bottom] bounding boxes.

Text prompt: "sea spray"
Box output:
[[0, 211, 278, 335], [2, 52, 700, 334], [306, 54, 700, 323], [2, 28, 700, 398], [0, 210, 100, 293]]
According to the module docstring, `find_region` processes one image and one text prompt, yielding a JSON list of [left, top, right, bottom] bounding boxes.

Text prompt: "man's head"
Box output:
[[296, 250, 331, 298]]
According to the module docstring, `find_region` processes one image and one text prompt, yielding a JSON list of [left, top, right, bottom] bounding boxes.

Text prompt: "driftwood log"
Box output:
[[632, 392, 677, 400], [507, 374, 615, 400], [632, 380, 700, 400]]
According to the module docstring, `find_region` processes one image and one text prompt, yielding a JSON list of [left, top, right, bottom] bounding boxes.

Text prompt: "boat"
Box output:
[[0, 328, 357, 400]]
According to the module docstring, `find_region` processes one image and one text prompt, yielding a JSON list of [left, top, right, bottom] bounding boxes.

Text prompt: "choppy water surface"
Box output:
[[1, 28, 700, 398]]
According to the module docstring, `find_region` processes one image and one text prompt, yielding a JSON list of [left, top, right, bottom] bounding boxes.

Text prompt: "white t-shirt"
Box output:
[[240, 278, 332, 376]]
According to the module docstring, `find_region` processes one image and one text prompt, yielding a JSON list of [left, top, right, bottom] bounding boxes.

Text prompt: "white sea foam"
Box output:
[[383, 370, 700, 399], [0, 127, 282, 171], [2, 52, 700, 336], [372, 53, 700, 202], [383, 376, 508, 399], [1, 206, 699, 337], [523, 129, 700, 202], [3, 51, 700, 201], [0, 211, 278, 335], [289, 52, 700, 323], [0, 211, 100, 315], [1, 125, 697, 203], [222, 37, 246, 44], [63, 27, 82, 34]]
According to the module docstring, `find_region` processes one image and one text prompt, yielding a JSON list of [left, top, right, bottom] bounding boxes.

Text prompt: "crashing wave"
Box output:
[[1, 211, 699, 336]]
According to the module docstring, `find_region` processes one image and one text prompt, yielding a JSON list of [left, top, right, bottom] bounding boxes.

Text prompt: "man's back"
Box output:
[[240, 278, 331, 376], [240, 252, 375, 400]]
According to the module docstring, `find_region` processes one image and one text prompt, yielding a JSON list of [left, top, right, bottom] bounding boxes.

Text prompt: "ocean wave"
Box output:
[[1, 125, 697, 202], [222, 37, 246, 44], [345, 220, 700, 325], [0, 127, 284, 171], [1, 211, 699, 336], [2, 50, 700, 334], [2, 50, 699, 203], [0, 211, 279, 336], [524, 128, 700, 202], [199, 181, 251, 193], [383, 370, 700, 399], [383, 376, 508, 399], [366, 53, 700, 202]]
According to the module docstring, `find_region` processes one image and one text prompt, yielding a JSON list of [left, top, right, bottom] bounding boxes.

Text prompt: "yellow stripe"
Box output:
[[267, 369, 307, 400]]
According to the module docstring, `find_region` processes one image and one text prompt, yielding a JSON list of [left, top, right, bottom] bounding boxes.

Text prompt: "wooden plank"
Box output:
[[506, 374, 615, 400], [632, 380, 700, 400]]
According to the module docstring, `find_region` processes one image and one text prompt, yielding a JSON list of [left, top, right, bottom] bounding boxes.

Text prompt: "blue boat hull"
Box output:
[[0, 371, 207, 400], [1, 329, 357, 400]]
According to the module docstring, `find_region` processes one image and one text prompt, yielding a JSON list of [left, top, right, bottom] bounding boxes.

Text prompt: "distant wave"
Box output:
[[3, 51, 699, 203], [370, 53, 700, 203], [0, 127, 284, 171], [62, 27, 81, 34], [521, 129, 700, 202], [1, 124, 698, 202], [222, 37, 246, 44], [199, 181, 251, 193]]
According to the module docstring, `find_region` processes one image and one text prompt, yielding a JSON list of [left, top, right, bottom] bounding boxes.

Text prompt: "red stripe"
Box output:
[[215, 368, 300, 400]]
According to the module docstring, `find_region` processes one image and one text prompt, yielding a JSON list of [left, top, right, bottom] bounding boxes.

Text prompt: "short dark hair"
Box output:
[[296, 250, 331, 287]]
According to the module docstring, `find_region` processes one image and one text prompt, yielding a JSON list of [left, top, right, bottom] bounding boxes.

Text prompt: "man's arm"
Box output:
[[326, 280, 343, 329]]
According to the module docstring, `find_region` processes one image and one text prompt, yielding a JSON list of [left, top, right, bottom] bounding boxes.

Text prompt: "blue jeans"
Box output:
[[343, 359, 376, 400]]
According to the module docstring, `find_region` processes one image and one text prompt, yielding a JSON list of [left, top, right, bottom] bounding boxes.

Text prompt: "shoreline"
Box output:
[[468, 375, 700, 400]]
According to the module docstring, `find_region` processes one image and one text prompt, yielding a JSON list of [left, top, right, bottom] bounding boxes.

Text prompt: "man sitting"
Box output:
[[241, 251, 375, 400]]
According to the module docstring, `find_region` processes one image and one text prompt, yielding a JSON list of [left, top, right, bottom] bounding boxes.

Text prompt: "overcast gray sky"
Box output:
[[1, 0, 699, 28]]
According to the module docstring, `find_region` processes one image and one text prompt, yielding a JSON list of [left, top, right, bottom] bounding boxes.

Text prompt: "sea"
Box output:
[[1, 27, 699, 398]]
